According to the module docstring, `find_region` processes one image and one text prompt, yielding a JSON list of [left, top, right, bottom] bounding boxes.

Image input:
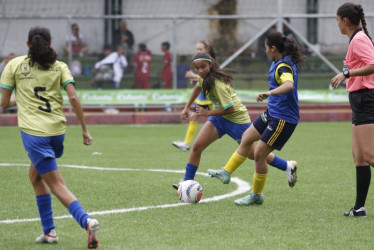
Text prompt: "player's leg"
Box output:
[[234, 141, 272, 206], [345, 124, 372, 217], [183, 121, 219, 180], [173, 120, 219, 189], [29, 163, 59, 243], [41, 163, 99, 248]]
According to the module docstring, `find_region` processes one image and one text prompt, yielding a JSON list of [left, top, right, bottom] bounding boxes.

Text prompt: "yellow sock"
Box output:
[[184, 121, 197, 145], [252, 172, 268, 194], [224, 151, 246, 174]]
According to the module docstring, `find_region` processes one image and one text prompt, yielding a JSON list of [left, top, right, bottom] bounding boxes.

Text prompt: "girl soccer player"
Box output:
[[172, 40, 215, 152], [230, 31, 304, 206], [331, 3, 374, 217], [0, 27, 99, 248], [174, 52, 297, 189]]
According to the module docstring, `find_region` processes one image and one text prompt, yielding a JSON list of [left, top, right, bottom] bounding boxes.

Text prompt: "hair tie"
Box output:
[[193, 58, 212, 63]]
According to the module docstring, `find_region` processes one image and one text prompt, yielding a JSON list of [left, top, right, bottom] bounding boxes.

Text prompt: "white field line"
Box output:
[[0, 163, 250, 224]]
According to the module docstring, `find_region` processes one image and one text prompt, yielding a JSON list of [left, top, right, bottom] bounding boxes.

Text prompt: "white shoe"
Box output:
[[285, 161, 298, 188], [87, 218, 99, 249], [172, 141, 190, 152], [35, 229, 58, 244]]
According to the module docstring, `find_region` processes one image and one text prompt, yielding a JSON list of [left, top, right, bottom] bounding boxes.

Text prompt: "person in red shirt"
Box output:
[[160, 41, 172, 89], [134, 43, 152, 89], [331, 2, 374, 218]]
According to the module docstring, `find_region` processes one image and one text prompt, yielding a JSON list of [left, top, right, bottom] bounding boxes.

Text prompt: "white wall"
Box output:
[[0, 0, 373, 57]]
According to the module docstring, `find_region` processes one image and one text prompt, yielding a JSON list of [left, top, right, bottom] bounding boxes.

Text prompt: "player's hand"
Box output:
[[195, 105, 208, 116], [83, 131, 93, 145], [256, 91, 271, 102], [181, 108, 189, 120], [330, 73, 345, 89]]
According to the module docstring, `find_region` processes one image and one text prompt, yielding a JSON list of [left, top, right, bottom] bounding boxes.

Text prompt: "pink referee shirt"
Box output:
[[344, 31, 374, 92]]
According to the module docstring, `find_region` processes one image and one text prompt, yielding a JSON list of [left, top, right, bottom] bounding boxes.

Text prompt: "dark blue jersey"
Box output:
[[267, 55, 299, 124]]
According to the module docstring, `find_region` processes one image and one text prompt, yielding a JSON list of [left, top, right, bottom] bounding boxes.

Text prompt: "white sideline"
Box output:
[[0, 163, 250, 224]]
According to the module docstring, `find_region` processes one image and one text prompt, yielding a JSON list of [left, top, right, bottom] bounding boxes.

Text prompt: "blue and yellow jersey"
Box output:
[[196, 77, 250, 124], [195, 76, 212, 106], [267, 55, 299, 124], [0, 55, 75, 136]]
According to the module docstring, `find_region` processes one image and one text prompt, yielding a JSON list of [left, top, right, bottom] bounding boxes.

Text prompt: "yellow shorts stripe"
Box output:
[[267, 120, 285, 146]]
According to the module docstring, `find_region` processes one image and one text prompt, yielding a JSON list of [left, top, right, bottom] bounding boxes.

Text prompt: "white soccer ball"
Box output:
[[178, 180, 203, 203]]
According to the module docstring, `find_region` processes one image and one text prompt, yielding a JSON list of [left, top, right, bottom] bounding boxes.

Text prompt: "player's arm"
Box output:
[[0, 87, 16, 109], [181, 85, 201, 119], [65, 83, 93, 145], [196, 104, 235, 117], [257, 65, 294, 102]]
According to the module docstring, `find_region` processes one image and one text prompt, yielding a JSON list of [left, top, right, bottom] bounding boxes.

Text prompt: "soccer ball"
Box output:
[[178, 180, 203, 203]]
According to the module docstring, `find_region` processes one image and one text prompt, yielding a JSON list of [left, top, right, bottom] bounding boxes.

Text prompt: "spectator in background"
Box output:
[[62, 23, 88, 57], [94, 45, 127, 89], [160, 41, 173, 89], [134, 43, 152, 89], [91, 44, 114, 89], [176, 55, 190, 89], [0, 53, 16, 76], [113, 20, 135, 73], [98, 44, 113, 60]]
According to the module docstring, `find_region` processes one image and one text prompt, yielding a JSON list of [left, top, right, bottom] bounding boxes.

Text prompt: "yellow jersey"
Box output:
[[196, 77, 250, 124], [0, 55, 75, 136]]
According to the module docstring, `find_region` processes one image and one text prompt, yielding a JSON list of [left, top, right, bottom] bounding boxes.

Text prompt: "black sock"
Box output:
[[354, 165, 371, 210]]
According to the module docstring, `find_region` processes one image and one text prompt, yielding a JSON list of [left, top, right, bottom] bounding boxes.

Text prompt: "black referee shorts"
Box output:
[[349, 88, 374, 126]]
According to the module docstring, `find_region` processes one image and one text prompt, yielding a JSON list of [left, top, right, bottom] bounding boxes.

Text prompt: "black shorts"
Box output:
[[253, 110, 297, 151], [349, 89, 374, 126]]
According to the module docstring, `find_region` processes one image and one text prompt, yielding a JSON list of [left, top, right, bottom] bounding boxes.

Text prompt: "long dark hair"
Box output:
[[192, 52, 233, 97], [266, 31, 305, 70], [27, 26, 57, 70], [337, 2, 373, 45]]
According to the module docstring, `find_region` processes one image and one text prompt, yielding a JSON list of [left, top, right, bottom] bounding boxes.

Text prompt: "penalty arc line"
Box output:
[[0, 163, 251, 224]]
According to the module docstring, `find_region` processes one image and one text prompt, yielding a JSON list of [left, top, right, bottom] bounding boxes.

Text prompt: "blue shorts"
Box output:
[[21, 131, 65, 174], [253, 110, 297, 150], [208, 116, 250, 142]]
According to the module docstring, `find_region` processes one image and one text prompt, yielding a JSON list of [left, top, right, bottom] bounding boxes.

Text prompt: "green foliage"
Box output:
[[0, 122, 372, 250]]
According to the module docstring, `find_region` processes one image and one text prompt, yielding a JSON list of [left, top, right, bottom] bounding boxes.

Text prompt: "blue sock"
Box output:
[[184, 163, 198, 180], [68, 200, 90, 229], [36, 194, 55, 234], [270, 155, 287, 171]]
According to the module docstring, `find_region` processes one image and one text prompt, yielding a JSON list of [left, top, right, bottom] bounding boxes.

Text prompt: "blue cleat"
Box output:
[[234, 192, 264, 206], [207, 168, 231, 184]]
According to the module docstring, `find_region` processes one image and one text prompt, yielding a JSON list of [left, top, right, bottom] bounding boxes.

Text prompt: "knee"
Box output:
[[29, 172, 42, 186], [363, 155, 374, 166], [253, 151, 266, 162], [191, 142, 204, 154], [247, 151, 255, 160]]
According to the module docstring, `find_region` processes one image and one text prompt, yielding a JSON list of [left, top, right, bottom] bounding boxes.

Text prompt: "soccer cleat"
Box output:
[[172, 141, 190, 152], [35, 229, 58, 244], [234, 192, 264, 206], [344, 207, 367, 218], [207, 168, 231, 184], [285, 161, 298, 188], [87, 218, 99, 249], [172, 179, 183, 190]]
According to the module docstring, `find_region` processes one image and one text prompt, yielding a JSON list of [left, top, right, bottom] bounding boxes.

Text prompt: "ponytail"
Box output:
[[337, 3, 374, 45], [355, 4, 374, 45], [27, 26, 57, 70], [266, 32, 305, 70]]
